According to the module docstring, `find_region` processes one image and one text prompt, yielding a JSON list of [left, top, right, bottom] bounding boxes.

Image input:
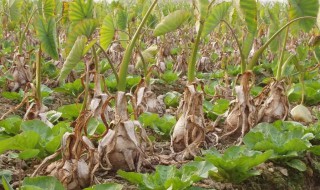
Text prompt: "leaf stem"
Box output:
[[117, 0, 158, 91]]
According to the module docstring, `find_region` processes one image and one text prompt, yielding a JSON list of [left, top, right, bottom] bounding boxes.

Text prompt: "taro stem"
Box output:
[[187, 21, 204, 83], [276, 27, 289, 80], [247, 16, 316, 70], [117, 0, 158, 91], [35, 47, 42, 109]]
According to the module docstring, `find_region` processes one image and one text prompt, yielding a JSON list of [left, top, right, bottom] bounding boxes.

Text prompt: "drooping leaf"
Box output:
[[136, 45, 158, 68], [65, 19, 97, 55], [239, 0, 257, 34], [202, 2, 231, 37], [153, 10, 190, 36], [22, 176, 65, 190], [69, 0, 93, 22], [36, 17, 59, 60], [289, 0, 319, 31], [59, 36, 87, 82], [8, 0, 23, 22], [100, 15, 115, 50], [37, 0, 55, 19]]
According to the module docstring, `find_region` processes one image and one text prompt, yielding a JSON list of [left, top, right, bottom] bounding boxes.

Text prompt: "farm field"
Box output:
[[1, 0, 320, 189]]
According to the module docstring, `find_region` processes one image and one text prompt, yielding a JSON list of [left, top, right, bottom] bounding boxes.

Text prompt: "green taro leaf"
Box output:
[[8, 0, 23, 22], [22, 176, 65, 190], [196, 0, 209, 21], [0, 131, 40, 154], [0, 115, 22, 135], [164, 91, 181, 108], [59, 36, 87, 82], [100, 15, 115, 50], [202, 2, 231, 37], [0, 170, 12, 185], [161, 71, 179, 84], [289, 0, 319, 32], [2, 176, 14, 190], [83, 183, 123, 190], [57, 104, 81, 120], [36, 17, 59, 60], [21, 120, 52, 140], [239, 0, 257, 34], [116, 9, 128, 30], [65, 19, 97, 55], [19, 149, 40, 160], [136, 45, 158, 68], [38, 0, 55, 19], [153, 10, 190, 36], [286, 159, 307, 171], [69, 0, 93, 22]]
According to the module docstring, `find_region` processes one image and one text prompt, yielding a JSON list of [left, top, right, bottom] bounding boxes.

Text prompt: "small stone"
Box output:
[[279, 168, 288, 176], [268, 168, 274, 172], [291, 104, 313, 123]]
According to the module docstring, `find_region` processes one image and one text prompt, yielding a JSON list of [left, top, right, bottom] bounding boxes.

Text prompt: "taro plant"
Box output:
[[197, 146, 273, 183], [223, 0, 319, 143], [153, 0, 231, 159], [118, 161, 216, 190], [243, 120, 314, 171], [97, 0, 159, 172]]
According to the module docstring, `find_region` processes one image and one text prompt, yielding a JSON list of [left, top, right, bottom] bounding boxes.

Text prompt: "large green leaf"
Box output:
[[65, 19, 97, 55], [202, 2, 231, 37], [196, 0, 209, 21], [289, 0, 319, 31], [37, 0, 55, 19], [59, 36, 87, 82], [153, 10, 190, 36], [0, 131, 40, 154], [22, 176, 65, 190], [69, 0, 93, 22], [100, 15, 115, 50], [116, 9, 128, 30], [8, 0, 23, 22], [239, 0, 257, 34], [36, 17, 59, 60]]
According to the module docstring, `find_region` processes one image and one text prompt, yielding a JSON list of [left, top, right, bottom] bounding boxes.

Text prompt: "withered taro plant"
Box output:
[[222, 0, 318, 143], [152, 0, 232, 159], [32, 111, 99, 190], [97, 0, 158, 171]]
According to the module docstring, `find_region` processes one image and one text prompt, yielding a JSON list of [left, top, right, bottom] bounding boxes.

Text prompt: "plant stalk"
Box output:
[[276, 27, 289, 80], [188, 21, 204, 83], [117, 0, 158, 91], [35, 47, 42, 108], [247, 16, 316, 70]]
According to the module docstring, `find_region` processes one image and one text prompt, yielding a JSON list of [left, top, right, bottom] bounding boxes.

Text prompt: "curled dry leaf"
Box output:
[[7, 52, 32, 92], [171, 84, 205, 160], [173, 50, 188, 74], [197, 56, 213, 72], [98, 91, 151, 171], [32, 112, 99, 190], [134, 79, 166, 117], [224, 71, 256, 141], [255, 80, 289, 123]]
